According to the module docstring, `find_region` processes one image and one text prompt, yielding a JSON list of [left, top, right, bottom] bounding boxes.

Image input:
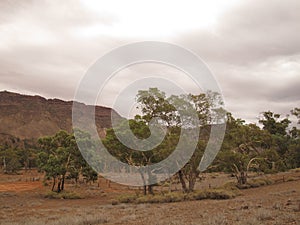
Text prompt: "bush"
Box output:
[[186, 190, 207, 200], [236, 178, 274, 189], [134, 192, 186, 204], [248, 178, 273, 188], [44, 191, 82, 199], [204, 189, 236, 199], [286, 177, 297, 182], [136, 195, 164, 204], [290, 168, 300, 173], [163, 192, 185, 202], [118, 194, 138, 203]]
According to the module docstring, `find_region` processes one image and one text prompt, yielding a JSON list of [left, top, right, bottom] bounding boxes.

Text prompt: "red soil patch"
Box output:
[[0, 181, 43, 193]]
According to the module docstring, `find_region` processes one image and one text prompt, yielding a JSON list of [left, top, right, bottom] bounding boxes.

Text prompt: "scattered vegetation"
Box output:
[[117, 187, 237, 204], [0, 88, 300, 199]]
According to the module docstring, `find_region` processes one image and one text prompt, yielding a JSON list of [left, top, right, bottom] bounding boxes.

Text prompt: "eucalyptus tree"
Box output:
[[38, 130, 97, 192], [104, 88, 225, 193]]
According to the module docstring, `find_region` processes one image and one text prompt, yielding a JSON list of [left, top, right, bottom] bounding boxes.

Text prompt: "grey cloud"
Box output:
[[173, 0, 300, 123], [0, 0, 127, 100], [0, 0, 299, 124], [176, 0, 300, 65], [270, 80, 300, 102], [0, 0, 116, 26]]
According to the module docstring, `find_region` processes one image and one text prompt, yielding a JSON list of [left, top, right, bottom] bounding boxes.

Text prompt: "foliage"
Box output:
[[214, 108, 300, 185], [0, 147, 22, 174], [259, 111, 291, 136], [1, 87, 300, 197], [37, 130, 98, 192]]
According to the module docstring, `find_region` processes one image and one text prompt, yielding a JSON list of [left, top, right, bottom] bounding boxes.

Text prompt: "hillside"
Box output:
[[0, 91, 122, 144]]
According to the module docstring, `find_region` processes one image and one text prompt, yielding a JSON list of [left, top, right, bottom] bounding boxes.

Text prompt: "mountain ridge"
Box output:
[[0, 90, 121, 144]]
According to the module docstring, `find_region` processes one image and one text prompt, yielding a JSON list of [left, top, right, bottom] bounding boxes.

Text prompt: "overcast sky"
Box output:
[[0, 0, 299, 124]]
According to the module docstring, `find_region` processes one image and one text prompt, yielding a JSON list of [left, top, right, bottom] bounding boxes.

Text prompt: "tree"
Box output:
[[291, 108, 300, 124], [137, 88, 176, 127], [103, 118, 164, 195], [0, 147, 22, 174], [259, 111, 291, 158], [259, 111, 291, 136], [104, 88, 225, 193], [215, 114, 274, 183], [285, 108, 300, 168], [38, 131, 73, 192], [38, 130, 98, 192]]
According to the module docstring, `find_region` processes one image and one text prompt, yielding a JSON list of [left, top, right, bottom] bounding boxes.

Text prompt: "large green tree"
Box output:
[[38, 130, 97, 192], [103, 88, 225, 193]]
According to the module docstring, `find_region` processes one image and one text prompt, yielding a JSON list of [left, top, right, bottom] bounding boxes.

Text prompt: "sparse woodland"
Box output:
[[0, 88, 299, 197]]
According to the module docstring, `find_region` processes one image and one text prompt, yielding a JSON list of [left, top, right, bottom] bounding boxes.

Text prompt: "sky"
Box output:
[[0, 0, 299, 124]]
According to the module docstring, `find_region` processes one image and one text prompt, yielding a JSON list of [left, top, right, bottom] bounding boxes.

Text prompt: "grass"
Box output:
[[44, 190, 83, 199], [286, 176, 297, 182], [0, 214, 108, 225], [255, 208, 274, 221], [115, 176, 277, 204], [117, 188, 237, 204]]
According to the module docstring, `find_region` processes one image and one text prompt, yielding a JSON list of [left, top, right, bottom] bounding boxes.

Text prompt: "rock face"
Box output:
[[0, 91, 122, 142]]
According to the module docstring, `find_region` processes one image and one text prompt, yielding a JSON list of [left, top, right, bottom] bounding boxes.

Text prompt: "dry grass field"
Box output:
[[0, 170, 299, 225]]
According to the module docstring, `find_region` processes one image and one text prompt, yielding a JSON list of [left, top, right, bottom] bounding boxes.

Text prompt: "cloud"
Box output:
[[172, 0, 300, 123], [0, 0, 299, 124], [176, 0, 300, 65], [0, 0, 126, 99]]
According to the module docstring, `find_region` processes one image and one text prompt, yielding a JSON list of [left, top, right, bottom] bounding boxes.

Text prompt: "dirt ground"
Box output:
[[0, 170, 299, 225]]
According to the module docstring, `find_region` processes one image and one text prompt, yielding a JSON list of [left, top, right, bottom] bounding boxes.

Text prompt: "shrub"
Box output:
[[163, 192, 185, 202], [186, 190, 207, 200], [247, 178, 273, 188], [236, 178, 273, 189], [204, 189, 236, 199], [136, 195, 164, 204], [286, 177, 297, 182], [118, 194, 138, 203], [290, 168, 300, 173]]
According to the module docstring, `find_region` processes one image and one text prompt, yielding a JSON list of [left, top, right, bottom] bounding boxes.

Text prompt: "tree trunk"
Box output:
[[57, 177, 62, 193], [178, 170, 188, 193], [237, 171, 247, 185], [52, 177, 56, 191], [24, 160, 28, 173], [241, 171, 247, 184], [139, 169, 147, 195], [61, 175, 65, 191], [3, 157, 6, 173], [148, 185, 154, 195], [188, 176, 196, 192]]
